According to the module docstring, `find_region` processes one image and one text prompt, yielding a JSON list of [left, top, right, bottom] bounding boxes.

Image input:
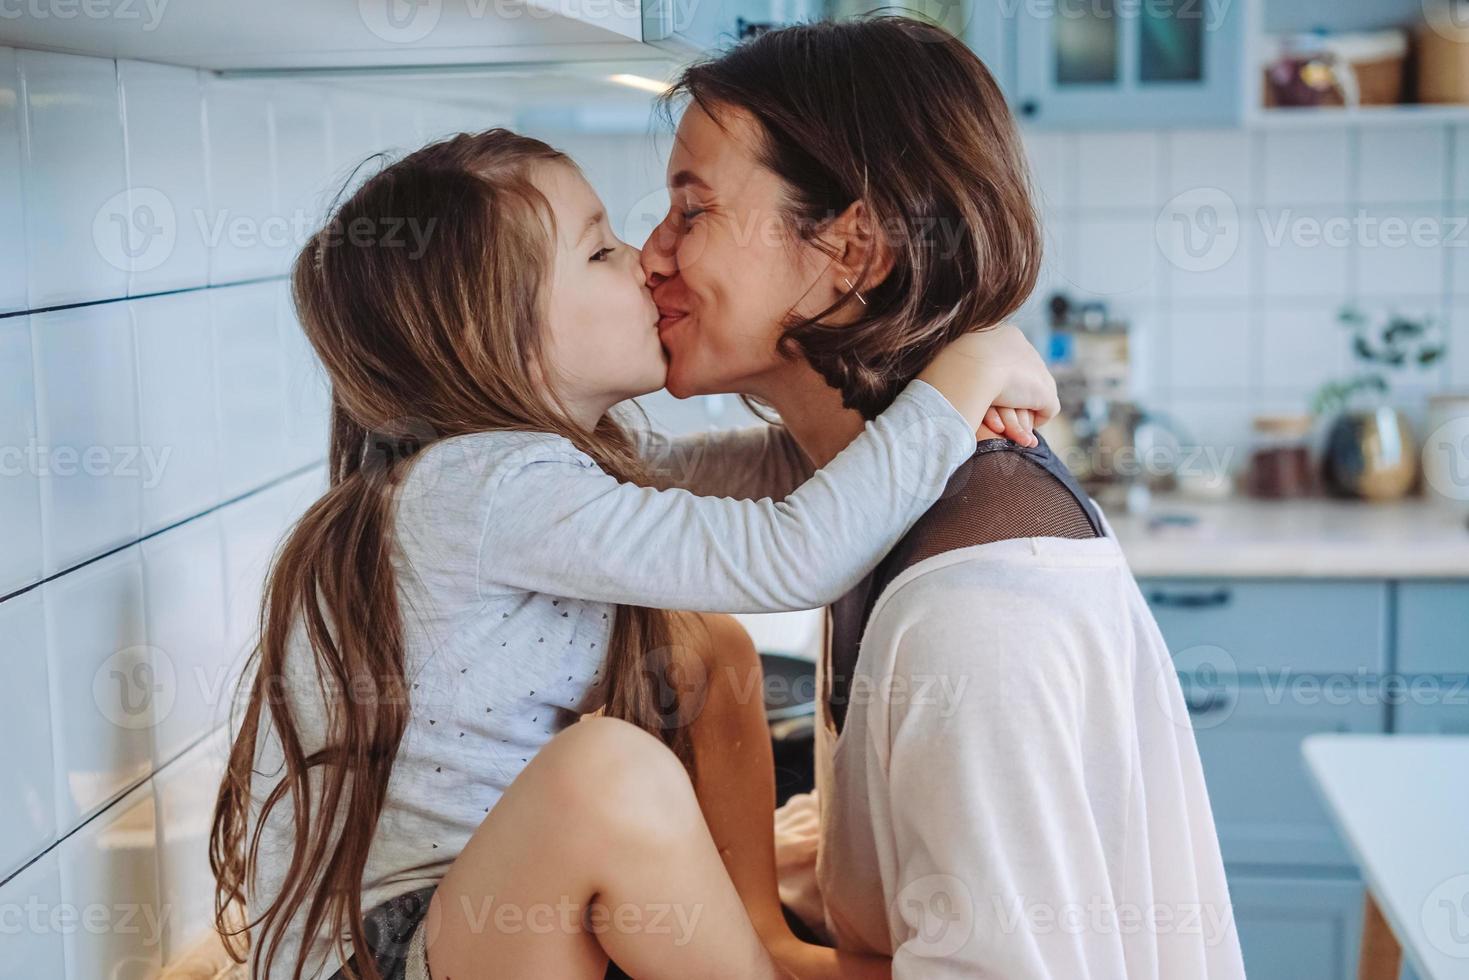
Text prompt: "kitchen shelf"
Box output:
[[1249, 103, 1469, 128]]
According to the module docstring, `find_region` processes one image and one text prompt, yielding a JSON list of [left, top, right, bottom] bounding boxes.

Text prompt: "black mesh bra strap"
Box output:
[[826, 435, 1101, 734]]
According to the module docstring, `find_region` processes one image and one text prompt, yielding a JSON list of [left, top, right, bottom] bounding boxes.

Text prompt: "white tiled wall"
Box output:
[[0, 46, 499, 976], [1023, 124, 1469, 459]]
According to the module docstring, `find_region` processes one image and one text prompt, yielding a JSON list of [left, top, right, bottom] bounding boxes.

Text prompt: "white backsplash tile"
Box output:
[[31, 304, 141, 574], [0, 314, 42, 596], [1161, 201, 1254, 300], [218, 487, 289, 669], [1165, 128, 1255, 206], [276, 281, 330, 470], [1450, 306, 1469, 387], [1060, 214, 1161, 301], [1357, 125, 1447, 205], [151, 728, 229, 963], [269, 83, 332, 266], [203, 77, 280, 285], [1455, 126, 1469, 205], [327, 89, 387, 196], [56, 782, 162, 980], [376, 96, 425, 157], [18, 50, 129, 308], [117, 60, 210, 296], [1022, 129, 1072, 213], [0, 590, 56, 880], [212, 282, 287, 499], [1354, 206, 1450, 300], [0, 850, 67, 978], [0, 48, 26, 314], [1074, 130, 1160, 210], [1260, 127, 1352, 207], [1166, 308, 1255, 394], [1259, 306, 1352, 396], [141, 516, 228, 768], [1255, 207, 1354, 300], [132, 292, 221, 533], [1160, 394, 1253, 476], [42, 546, 151, 827]]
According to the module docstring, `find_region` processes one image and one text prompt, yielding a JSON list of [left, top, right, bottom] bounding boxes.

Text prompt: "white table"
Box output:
[[1302, 734, 1469, 980]]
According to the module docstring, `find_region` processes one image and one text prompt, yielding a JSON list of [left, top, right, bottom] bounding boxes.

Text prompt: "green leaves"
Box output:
[[1310, 305, 1445, 416]]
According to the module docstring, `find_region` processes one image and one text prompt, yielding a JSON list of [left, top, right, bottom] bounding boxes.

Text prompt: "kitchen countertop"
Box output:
[[1105, 495, 1469, 579]]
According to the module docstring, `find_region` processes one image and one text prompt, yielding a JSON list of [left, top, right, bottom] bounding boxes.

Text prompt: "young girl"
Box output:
[[209, 129, 1055, 980]]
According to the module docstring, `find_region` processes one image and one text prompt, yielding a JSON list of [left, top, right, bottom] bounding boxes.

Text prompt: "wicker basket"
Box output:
[[1419, 17, 1469, 103]]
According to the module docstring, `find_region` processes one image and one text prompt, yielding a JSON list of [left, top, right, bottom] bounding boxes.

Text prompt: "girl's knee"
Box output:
[[543, 717, 697, 835]]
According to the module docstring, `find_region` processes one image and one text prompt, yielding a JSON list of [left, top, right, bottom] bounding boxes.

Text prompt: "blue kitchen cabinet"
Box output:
[[1012, 0, 1248, 128], [1396, 699, 1469, 734], [642, 0, 812, 52], [1228, 875, 1364, 980], [1190, 684, 1383, 868], [1395, 581, 1469, 677], [1138, 579, 1390, 678], [1137, 578, 1389, 867]]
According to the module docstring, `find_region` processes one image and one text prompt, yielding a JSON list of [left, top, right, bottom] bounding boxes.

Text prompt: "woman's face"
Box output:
[[640, 103, 831, 399]]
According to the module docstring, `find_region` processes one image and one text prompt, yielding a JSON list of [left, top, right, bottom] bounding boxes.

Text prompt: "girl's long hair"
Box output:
[[208, 129, 692, 980]]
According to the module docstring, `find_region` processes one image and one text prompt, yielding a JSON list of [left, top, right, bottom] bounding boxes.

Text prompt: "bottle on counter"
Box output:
[[1247, 414, 1316, 499]]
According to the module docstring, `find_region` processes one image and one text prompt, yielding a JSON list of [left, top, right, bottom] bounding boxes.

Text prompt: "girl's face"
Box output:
[[639, 103, 832, 399], [535, 161, 668, 421]]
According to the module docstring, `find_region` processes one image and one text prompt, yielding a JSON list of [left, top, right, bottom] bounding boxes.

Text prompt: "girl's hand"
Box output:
[[985, 406, 1038, 447], [916, 324, 1059, 447]]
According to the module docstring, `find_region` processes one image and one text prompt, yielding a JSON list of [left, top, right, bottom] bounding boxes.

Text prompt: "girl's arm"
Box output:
[[476, 378, 985, 613], [623, 323, 1052, 503]]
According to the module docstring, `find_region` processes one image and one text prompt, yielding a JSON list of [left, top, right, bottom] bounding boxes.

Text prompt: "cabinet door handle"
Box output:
[[1148, 587, 1233, 610], [1184, 689, 1231, 716]]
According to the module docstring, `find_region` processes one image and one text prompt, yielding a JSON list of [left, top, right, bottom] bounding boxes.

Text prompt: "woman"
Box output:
[[638, 15, 1247, 980]]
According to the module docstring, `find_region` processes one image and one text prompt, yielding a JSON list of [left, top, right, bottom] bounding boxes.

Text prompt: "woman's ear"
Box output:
[[824, 198, 895, 295]]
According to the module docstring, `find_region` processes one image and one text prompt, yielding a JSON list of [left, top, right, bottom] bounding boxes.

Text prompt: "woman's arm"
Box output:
[[628, 420, 816, 502]]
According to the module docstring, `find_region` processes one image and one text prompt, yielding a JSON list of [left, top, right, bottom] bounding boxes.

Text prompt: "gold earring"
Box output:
[[842, 276, 867, 306]]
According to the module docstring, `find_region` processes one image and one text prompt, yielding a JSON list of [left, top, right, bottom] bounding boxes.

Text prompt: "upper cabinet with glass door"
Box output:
[[1013, 0, 1251, 128]]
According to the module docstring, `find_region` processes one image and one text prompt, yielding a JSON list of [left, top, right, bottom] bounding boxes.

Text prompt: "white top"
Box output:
[[1303, 733, 1469, 980], [776, 512, 1248, 979], [244, 379, 976, 979]]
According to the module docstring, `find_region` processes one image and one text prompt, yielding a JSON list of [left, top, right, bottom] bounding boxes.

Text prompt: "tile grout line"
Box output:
[[0, 274, 290, 322], [0, 458, 324, 606]]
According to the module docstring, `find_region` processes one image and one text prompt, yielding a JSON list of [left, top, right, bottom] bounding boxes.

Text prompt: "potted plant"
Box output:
[[1311, 306, 1445, 500]]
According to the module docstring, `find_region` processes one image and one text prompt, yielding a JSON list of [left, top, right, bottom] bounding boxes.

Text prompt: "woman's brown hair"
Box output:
[[659, 14, 1042, 418], [209, 129, 692, 980]]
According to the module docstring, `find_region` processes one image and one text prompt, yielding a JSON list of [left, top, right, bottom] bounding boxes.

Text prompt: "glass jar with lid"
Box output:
[[1247, 414, 1316, 499]]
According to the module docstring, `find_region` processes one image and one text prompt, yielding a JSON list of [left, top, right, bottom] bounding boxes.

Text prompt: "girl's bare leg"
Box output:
[[670, 613, 891, 980], [424, 715, 788, 980]]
